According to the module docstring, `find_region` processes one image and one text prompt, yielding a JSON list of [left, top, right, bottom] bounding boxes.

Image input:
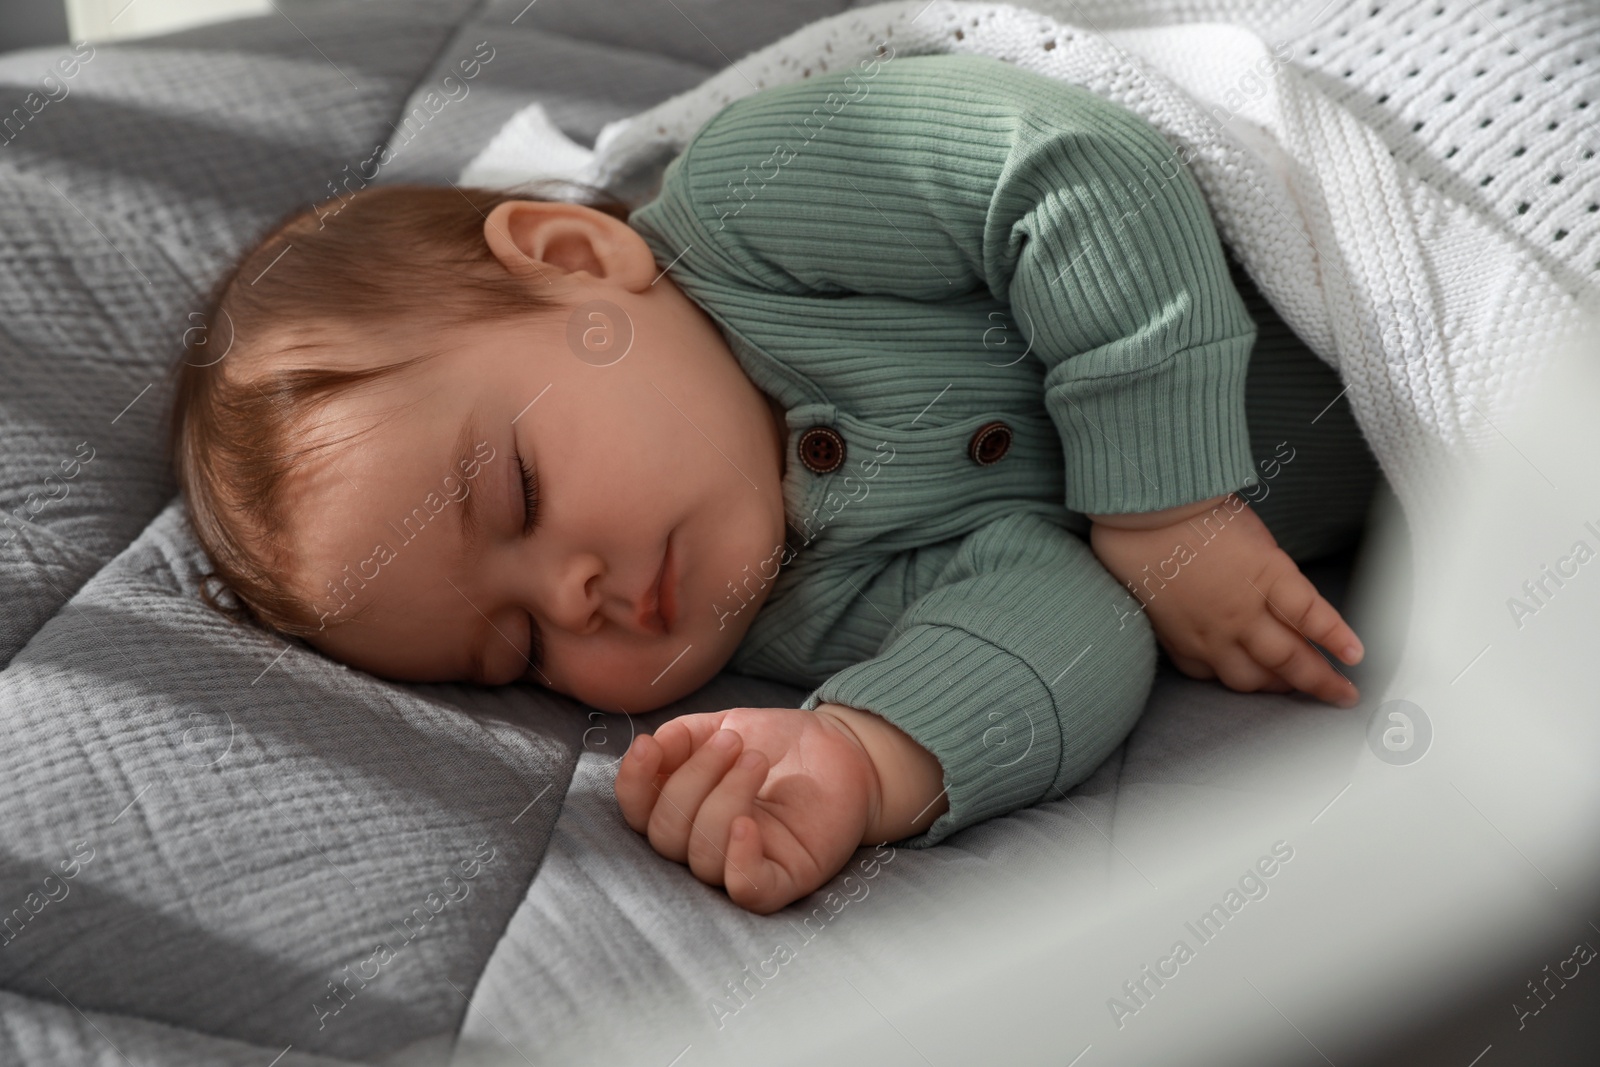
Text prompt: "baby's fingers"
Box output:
[[647, 710, 732, 775], [724, 816, 802, 915], [1252, 568, 1364, 667], [648, 728, 746, 863], [685, 748, 770, 885], [1243, 617, 1360, 708], [614, 734, 664, 834], [1210, 646, 1286, 693]]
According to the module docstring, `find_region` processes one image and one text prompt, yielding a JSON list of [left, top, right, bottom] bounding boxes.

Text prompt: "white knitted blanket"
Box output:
[[463, 0, 1600, 553]]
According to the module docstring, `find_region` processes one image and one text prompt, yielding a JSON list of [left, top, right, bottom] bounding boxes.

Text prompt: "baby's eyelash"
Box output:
[[518, 453, 540, 537]]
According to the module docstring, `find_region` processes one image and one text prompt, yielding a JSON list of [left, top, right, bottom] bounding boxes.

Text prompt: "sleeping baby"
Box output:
[[167, 52, 1377, 915]]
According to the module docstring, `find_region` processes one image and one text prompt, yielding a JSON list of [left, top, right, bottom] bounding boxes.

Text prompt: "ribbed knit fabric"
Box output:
[[627, 53, 1375, 847], [638, 52, 1262, 517]]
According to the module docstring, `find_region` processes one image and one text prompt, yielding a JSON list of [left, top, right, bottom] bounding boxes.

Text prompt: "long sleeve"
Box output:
[[629, 52, 1259, 515], [792, 510, 1157, 848]]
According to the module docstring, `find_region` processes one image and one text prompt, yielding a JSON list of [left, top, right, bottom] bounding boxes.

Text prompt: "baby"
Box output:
[[167, 53, 1369, 916]]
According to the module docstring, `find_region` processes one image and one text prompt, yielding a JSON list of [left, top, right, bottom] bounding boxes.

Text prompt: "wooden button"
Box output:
[[797, 426, 846, 474], [968, 421, 1012, 465]]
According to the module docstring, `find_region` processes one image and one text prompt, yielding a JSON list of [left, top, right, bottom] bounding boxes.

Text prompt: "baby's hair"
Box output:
[[164, 180, 632, 639]]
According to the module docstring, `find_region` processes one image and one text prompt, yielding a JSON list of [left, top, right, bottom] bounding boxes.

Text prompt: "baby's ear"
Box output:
[[482, 200, 552, 278], [482, 199, 652, 290]]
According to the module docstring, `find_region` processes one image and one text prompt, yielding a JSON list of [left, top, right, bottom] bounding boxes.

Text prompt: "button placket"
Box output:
[[783, 404, 1056, 555]]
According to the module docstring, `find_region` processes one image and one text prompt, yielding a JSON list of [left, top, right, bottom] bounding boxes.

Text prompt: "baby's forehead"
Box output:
[[276, 391, 434, 556], [293, 390, 435, 502]]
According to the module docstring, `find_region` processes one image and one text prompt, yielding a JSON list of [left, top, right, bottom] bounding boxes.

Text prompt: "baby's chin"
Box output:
[[559, 645, 737, 714]]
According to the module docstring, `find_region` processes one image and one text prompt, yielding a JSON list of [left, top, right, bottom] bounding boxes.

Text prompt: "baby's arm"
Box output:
[[618, 510, 1160, 911], [1087, 494, 1364, 706]]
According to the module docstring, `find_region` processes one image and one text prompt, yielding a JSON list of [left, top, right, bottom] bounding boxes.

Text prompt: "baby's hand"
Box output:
[[1088, 494, 1364, 707], [613, 707, 879, 914]]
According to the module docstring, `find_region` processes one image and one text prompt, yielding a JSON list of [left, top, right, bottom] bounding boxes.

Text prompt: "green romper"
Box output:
[[627, 53, 1379, 848]]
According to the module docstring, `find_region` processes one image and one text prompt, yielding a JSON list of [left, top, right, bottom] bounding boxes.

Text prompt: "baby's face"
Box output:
[[284, 213, 789, 714]]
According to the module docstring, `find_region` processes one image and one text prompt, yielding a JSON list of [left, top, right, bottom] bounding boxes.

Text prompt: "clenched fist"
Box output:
[[614, 706, 881, 914]]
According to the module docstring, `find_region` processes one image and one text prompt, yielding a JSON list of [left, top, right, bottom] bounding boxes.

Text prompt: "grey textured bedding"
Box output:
[[0, 2, 1476, 1064]]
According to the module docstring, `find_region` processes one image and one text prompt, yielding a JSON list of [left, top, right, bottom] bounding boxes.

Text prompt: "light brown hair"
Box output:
[[164, 181, 632, 639]]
